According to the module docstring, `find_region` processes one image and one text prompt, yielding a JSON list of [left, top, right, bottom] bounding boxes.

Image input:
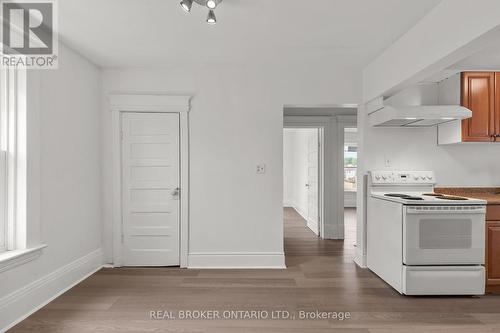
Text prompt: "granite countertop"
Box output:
[[435, 187, 500, 205]]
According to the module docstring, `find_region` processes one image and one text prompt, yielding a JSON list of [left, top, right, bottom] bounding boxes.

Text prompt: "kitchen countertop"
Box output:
[[435, 187, 500, 205]]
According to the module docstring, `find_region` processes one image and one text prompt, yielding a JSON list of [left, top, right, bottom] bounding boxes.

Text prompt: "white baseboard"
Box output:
[[354, 252, 367, 268], [188, 252, 286, 269], [306, 220, 319, 235], [293, 206, 308, 222], [0, 248, 103, 332]]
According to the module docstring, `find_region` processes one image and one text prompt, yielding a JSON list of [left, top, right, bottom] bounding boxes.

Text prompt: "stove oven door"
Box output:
[[403, 205, 486, 265]]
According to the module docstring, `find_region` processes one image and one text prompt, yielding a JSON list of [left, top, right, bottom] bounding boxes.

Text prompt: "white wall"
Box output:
[[283, 128, 316, 219], [101, 63, 360, 266], [363, 127, 500, 186], [0, 44, 102, 329]]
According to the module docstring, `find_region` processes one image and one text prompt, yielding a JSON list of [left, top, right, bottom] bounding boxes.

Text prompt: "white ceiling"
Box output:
[[58, 0, 441, 68]]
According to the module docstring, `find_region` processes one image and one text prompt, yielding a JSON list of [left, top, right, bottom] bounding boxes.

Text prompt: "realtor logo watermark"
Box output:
[[1, 0, 58, 69]]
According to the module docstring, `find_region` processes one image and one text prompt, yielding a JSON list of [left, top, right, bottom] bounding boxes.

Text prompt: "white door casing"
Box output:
[[110, 94, 190, 268], [307, 129, 319, 236], [121, 113, 180, 266]]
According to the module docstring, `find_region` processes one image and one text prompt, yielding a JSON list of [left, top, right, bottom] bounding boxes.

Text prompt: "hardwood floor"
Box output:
[[10, 208, 500, 332]]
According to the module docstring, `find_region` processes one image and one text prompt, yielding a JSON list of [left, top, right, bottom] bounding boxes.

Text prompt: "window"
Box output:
[[0, 68, 9, 253], [0, 65, 23, 254], [0, 149, 5, 253], [0, 56, 46, 269], [344, 128, 357, 191]]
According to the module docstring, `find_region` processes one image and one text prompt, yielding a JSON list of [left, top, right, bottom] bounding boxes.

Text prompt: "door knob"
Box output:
[[305, 184, 310, 188], [172, 187, 180, 197]]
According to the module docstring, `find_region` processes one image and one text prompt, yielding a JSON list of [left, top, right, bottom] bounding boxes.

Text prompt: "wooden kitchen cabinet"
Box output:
[[486, 205, 500, 293], [496, 73, 500, 136], [461, 72, 497, 142], [438, 72, 500, 144]]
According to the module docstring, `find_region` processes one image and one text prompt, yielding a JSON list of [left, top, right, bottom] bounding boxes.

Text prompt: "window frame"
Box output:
[[0, 149, 5, 253], [0, 66, 19, 253], [0, 61, 46, 271], [0, 68, 9, 252]]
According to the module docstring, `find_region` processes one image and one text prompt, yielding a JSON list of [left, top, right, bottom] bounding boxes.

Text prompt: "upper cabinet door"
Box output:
[[461, 72, 495, 142]]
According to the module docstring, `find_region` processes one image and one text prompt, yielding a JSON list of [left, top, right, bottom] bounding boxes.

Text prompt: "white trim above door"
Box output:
[[109, 94, 191, 268]]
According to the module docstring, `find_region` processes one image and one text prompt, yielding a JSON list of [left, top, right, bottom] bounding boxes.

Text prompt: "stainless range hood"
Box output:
[[369, 105, 472, 127]]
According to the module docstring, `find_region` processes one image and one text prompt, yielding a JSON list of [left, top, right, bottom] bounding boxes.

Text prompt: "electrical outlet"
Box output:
[[256, 164, 266, 174]]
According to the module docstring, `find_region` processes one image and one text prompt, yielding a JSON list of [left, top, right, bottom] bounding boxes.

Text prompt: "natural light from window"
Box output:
[[344, 128, 357, 192], [0, 68, 8, 253]]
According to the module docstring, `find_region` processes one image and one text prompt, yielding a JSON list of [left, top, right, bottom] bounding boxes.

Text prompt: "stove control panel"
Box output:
[[370, 171, 435, 185]]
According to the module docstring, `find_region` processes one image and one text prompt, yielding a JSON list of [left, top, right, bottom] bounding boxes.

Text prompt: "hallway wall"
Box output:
[[283, 128, 318, 220]]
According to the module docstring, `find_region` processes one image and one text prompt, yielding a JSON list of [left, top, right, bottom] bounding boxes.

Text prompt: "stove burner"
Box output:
[[436, 196, 469, 201], [404, 197, 425, 201], [385, 193, 412, 198], [384, 193, 424, 201], [422, 193, 444, 197]]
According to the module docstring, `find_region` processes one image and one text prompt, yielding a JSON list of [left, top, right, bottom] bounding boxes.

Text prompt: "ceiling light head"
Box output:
[[206, 0, 217, 9], [207, 9, 217, 25], [180, 0, 193, 13]]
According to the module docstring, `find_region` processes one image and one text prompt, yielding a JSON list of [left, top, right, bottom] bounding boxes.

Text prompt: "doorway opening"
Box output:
[[283, 128, 322, 237], [282, 106, 358, 259]]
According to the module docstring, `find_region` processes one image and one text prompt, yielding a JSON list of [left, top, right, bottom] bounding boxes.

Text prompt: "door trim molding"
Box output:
[[109, 94, 191, 268], [336, 116, 357, 241]]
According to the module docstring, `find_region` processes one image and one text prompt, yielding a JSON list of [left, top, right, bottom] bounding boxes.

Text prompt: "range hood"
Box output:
[[367, 83, 473, 127], [366, 77, 474, 128], [369, 105, 472, 127]]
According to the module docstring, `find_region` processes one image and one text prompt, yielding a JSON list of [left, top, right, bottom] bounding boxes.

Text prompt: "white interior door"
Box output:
[[121, 113, 180, 266], [307, 129, 319, 236]]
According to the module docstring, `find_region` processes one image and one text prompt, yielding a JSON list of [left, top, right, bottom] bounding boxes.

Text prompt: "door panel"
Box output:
[[307, 129, 319, 236], [122, 113, 180, 266], [486, 222, 500, 286], [461, 72, 495, 142]]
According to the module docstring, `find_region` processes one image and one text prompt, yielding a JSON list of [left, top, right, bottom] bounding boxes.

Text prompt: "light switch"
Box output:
[[256, 164, 266, 174]]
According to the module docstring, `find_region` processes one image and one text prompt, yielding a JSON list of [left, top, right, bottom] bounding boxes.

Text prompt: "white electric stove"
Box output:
[[367, 171, 487, 296]]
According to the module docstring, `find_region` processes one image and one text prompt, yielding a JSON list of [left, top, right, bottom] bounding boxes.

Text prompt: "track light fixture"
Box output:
[[180, 0, 222, 25], [206, 0, 217, 9], [180, 0, 193, 13], [207, 10, 216, 25]]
